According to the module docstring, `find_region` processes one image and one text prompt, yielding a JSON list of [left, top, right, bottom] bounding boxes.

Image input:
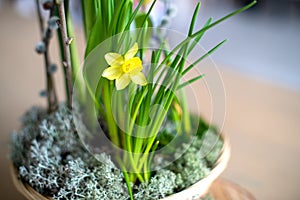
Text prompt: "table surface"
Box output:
[[210, 179, 255, 200], [1, 5, 300, 200]]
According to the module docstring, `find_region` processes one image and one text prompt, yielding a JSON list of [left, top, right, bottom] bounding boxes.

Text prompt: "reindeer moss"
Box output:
[[10, 104, 222, 200]]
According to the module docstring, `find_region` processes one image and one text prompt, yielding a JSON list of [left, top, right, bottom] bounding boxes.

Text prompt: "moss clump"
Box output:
[[11, 105, 128, 200], [10, 104, 223, 200], [170, 139, 210, 190], [54, 157, 127, 200], [133, 169, 177, 200]]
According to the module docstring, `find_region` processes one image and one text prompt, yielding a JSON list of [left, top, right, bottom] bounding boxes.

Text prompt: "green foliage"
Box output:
[[75, 2, 256, 197], [23, 1, 256, 199]]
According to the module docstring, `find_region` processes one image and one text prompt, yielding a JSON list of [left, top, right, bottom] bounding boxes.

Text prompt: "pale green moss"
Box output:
[[134, 169, 177, 200], [10, 104, 222, 200]]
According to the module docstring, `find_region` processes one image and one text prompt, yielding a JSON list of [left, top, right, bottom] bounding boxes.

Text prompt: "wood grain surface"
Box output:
[[210, 179, 256, 200]]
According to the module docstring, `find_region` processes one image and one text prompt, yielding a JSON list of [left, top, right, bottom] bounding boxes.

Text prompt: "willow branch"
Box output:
[[57, 0, 73, 109], [35, 0, 58, 113]]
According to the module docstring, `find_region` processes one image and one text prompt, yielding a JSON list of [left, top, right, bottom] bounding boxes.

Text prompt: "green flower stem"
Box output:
[[128, 88, 148, 139], [179, 89, 191, 134], [123, 87, 144, 182], [125, 151, 145, 183], [116, 93, 125, 146], [140, 45, 190, 158], [116, 157, 134, 200], [94, 80, 105, 116], [84, 77, 102, 114], [128, 88, 149, 179], [124, 129, 145, 182], [103, 83, 120, 147], [137, 109, 166, 172]]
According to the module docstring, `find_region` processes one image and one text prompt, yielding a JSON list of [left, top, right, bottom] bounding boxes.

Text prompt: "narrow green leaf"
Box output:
[[116, 0, 131, 34], [84, 12, 104, 57], [182, 39, 227, 76], [137, 0, 157, 31], [124, 0, 146, 31], [177, 74, 205, 90], [188, 2, 201, 37], [187, 17, 213, 54], [159, 1, 257, 71], [108, 0, 128, 35], [191, 1, 257, 38], [81, 0, 97, 40], [116, 0, 146, 49]]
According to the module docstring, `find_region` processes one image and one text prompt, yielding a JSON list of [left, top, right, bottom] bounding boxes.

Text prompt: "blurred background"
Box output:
[[0, 0, 299, 199]]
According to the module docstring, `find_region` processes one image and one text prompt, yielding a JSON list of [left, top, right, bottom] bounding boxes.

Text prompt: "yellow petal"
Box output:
[[105, 53, 124, 66], [116, 74, 131, 90], [124, 43, 138, 61], [102, 66, 122, 80], [130, 72, 147, 86]]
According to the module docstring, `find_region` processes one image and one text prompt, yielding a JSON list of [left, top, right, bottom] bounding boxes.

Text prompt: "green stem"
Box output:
[[116, 157, 134, 200], [179, 89, 191, 134], [103, 83, 120, 147]]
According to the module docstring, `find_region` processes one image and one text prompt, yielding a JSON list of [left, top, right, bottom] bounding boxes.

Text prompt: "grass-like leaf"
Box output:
[[182, 39, 227, 76], [177, 74, 205, 90]]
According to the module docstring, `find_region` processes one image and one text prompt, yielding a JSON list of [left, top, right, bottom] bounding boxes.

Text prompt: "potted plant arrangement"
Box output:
[[10, 0, 256, 200]]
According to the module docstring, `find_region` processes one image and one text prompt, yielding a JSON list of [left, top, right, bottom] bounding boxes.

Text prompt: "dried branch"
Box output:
[[35, 0, 58, 113], [56, 0, 73, 109]]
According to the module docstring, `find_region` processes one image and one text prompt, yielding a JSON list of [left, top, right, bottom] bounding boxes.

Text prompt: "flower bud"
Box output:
[[48, 16, 60, 30], [160, 16, 171, 27], [48, 64, 57, 74], [42, 0, 53, 10], [166, 4, 177, 18], [35, 41, 46, 54], [39, 90, 48, 97]]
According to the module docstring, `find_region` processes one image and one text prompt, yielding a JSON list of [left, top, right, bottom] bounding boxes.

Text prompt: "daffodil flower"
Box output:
[[102, 43, 147, 90]]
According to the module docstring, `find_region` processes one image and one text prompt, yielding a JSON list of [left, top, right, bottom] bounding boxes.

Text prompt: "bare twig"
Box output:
[[35, 0, 58, 113], [56, 0, 73, 109], [36, 0, 44, 33]]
